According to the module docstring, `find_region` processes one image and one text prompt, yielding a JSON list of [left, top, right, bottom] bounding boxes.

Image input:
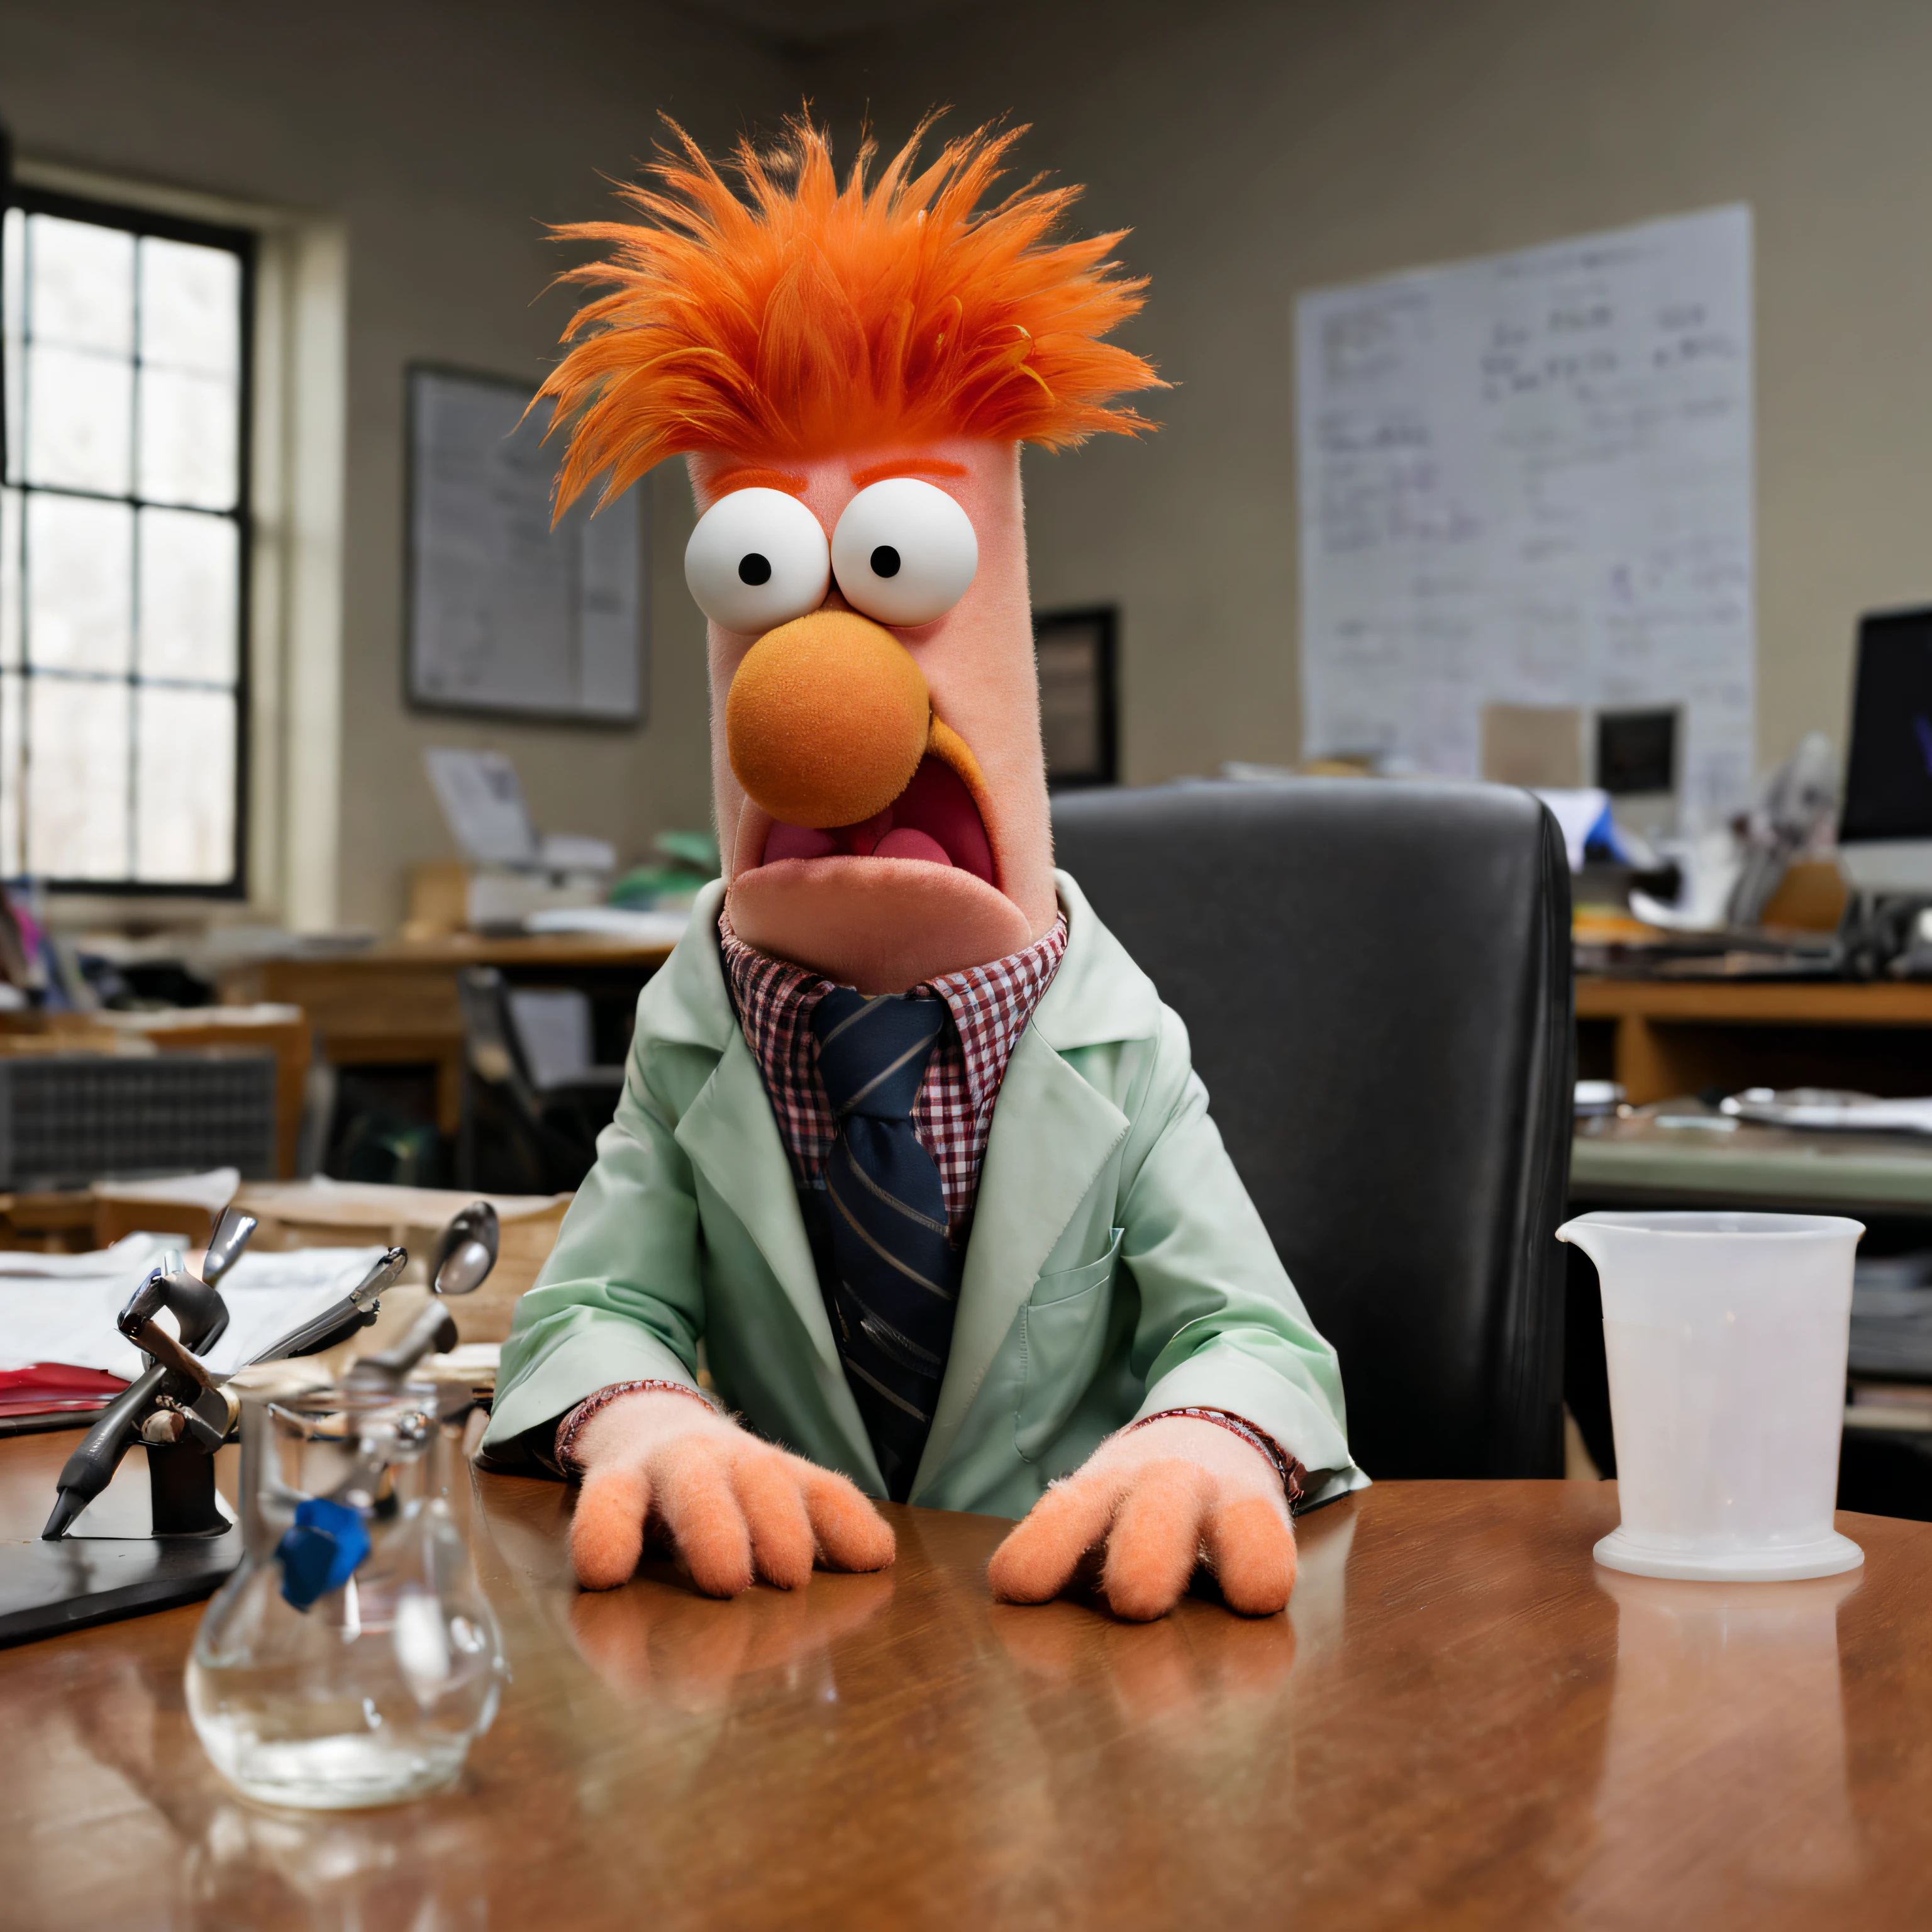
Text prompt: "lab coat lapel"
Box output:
[[673, 1001, 881, 1487], [911, 1023, 1131, 1496]]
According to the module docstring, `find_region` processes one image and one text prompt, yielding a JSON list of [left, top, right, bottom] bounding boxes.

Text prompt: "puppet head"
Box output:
[[540, 117, 1160, 992]]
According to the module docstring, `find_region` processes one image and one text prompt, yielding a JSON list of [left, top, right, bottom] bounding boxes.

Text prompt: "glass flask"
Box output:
[[187, 1380, 506, 1808]]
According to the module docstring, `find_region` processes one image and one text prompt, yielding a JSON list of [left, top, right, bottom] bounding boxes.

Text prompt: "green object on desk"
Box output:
[[1572, 1108, 1932, 1212]]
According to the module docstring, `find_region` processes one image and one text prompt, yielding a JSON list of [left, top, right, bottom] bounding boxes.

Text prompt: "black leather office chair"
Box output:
[[1053, 777, 1574, 1478]]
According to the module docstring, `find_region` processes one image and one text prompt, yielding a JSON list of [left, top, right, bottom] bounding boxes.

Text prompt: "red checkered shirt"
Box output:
[[718, 905, 1069, 1240]]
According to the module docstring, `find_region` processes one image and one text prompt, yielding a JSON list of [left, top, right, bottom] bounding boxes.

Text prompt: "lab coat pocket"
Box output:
[[1015, 1228, 1123, 1462]]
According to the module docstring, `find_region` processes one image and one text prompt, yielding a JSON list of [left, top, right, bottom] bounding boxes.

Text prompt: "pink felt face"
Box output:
[[690, 439, 1057, 994]]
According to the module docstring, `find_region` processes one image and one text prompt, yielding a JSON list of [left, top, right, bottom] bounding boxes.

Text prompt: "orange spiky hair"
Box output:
[[538, 115, 1163, 513]]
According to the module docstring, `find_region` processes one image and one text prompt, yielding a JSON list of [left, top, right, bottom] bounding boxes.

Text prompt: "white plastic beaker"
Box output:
[[1557, 1210, 1864, 1582]]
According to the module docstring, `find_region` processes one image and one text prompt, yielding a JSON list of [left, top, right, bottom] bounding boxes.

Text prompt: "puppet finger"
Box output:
[[1100, 1460, 1211, 1622], [733, 1450, 816, 1590], [987, 1475, 1119, 1605], [1204, 1496, 1297, 1616], [571, 1462, 652, 1591], [655, 1441, 755, 1596], [799, 1463, 897, 1574]]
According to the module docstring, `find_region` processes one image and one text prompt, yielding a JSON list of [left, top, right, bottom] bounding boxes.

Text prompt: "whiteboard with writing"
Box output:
[[1295, 206, 1753, 819], [408, 367, 648, 724]]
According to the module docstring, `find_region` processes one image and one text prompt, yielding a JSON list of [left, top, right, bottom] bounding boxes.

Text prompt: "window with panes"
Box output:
[[1, 189, 252, 891]]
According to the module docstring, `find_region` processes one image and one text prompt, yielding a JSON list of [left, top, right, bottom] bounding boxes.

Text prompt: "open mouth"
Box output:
[[759, 753, 995, 884]]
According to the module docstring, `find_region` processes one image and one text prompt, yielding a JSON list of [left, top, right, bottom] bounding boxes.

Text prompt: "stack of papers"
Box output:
[[0, 1238, 387, 1381]]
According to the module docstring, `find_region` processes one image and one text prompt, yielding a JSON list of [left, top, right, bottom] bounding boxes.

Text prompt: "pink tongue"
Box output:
[[757, 753, 996, 880], [874, 828, 950, 865], [892, 759, 994, 884]]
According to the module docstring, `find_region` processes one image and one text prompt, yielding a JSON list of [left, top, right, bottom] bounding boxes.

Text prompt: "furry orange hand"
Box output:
[[569, 1390, 896, 1596], [986, 1416, 1296, 1621]]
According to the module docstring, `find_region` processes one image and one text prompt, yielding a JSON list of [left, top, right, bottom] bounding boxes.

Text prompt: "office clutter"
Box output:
[[419, 747, 619, 935], [5, 1197, 513, 1668], [1, 1231, 393, 1396], [0, 1196, 508, 1796], [416, 745, 711, 940], [1570, 614, 1932, 980], [3, 1181, 564, 1450]]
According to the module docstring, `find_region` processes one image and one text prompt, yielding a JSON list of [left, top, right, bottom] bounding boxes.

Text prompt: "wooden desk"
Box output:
[[1579, 975, 1932, 1106], [234, 936, 675, 1136], [6, 1441, 1932, 1930]]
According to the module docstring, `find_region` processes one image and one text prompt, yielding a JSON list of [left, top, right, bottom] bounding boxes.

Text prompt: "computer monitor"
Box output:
[[1840, 606, 1932, 894]]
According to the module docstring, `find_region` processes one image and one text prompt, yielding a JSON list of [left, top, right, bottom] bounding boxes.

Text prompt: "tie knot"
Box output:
[[812, 989, 948, 1121]]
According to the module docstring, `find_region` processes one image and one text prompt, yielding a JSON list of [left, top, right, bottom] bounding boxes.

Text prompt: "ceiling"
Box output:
[[684, 0, 977, 50]]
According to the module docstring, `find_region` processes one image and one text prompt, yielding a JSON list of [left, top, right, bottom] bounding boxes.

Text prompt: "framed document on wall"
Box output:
[[406, 365, 648, 725], [1033, 605, 1118, 789]]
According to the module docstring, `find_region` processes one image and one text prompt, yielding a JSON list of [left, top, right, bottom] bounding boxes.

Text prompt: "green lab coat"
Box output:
[[481, 873, 1365, 1516]]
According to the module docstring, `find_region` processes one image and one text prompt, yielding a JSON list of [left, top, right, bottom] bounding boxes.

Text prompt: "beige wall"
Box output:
[[8, 0, 1932, 927], [806, 0, 1932, 797], [1, 0, 785, 930]]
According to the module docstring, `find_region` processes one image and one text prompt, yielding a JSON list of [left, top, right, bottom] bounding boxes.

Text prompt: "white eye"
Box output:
[[830, 477, 978, 627], [684, 487, 830, 633]]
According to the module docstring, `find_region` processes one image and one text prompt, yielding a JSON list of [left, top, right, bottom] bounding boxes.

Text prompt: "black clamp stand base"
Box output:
[[1, 1441, 239, 1648]]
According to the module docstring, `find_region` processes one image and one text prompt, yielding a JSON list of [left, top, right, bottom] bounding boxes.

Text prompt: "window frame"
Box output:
[[3, 182, 257, 898]]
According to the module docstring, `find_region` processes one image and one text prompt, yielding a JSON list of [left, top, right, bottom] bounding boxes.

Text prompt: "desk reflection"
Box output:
[[567, 1565, 895, 1711], [186, 1800, 491, 1931], [1579, 1568, 1863, 1916], [42, 1638, 492, 1931]]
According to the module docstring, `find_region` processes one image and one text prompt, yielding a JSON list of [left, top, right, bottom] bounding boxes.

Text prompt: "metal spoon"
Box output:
[[343, 1202, 500, 1391], [430, 1201, 499, 1299]]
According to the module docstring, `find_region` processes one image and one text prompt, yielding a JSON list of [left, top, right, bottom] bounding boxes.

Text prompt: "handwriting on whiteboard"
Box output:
[[1296, 206, 1752, 818]]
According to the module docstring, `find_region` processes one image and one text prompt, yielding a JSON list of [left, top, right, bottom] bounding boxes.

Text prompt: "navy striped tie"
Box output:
[[809, 987, 960, 1499]]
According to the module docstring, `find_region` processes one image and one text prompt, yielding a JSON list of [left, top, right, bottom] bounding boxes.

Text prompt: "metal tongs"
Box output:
[[43, 1205, 265, 1539]]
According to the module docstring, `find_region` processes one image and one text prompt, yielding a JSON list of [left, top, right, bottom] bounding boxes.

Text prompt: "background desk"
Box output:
[[1578, 976, 1932, 1105], [4, 1433, 1931, 1929], [1568, 1109, 1932, 1516], [1571, 1111, 1932, 1217], [226, 935, 677, 1145]]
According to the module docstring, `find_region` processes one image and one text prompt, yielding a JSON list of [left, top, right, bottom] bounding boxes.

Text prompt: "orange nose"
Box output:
[[726, 610, 931, 829]]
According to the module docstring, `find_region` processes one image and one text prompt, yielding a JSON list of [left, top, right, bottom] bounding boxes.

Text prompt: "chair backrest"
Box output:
[[1052, 777, 1574, 1477], [457, 967, 538, 1111], [506, 987, 596, 1093]]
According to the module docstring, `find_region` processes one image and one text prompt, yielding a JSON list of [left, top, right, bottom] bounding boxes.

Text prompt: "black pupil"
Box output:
[[738, 553, 772, 586], [870, 545, 901, 579]]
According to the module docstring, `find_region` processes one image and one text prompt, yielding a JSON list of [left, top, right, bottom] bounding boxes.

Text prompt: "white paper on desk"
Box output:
[[1296, 205, 1754, 824], [424, 747, 540, 867], [1722, 1091, 1932, 1135], [90, 1166, 239, 1213], [0, 1245, 387, 1379], [521, 905, 691, 944]]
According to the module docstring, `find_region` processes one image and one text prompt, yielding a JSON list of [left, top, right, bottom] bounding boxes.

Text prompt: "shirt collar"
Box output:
[[718, 908, 1069, 1116]]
